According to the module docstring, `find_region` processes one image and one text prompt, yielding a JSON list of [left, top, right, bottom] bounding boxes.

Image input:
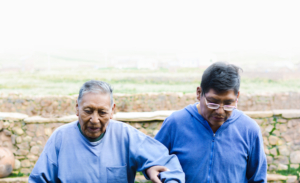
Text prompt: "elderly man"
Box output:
[[29, 80, 184, 183], [155, 62, 267, 182]]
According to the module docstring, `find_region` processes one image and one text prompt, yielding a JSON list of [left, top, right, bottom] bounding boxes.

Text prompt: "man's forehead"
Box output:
[[81, 91, 110, 98], [79, 92, 111, 105]]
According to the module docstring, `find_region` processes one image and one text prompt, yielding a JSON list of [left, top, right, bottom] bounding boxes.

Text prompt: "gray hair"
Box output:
[[78, 80, 114, 107]]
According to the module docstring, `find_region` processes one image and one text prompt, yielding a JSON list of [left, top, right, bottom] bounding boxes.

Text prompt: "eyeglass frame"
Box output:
[[204, 96, 238, 111]]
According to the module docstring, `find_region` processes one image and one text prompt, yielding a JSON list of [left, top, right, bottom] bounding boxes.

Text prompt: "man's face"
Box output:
[[196, 87, 239, 128], [76, 92, 115, 139]]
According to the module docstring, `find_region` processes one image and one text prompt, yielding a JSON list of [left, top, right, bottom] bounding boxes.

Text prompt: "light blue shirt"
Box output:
[[29, 120, 184, 183]]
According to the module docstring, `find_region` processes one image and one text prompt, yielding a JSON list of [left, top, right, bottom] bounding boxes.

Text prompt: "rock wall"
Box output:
[[0, 110, 300, 180], [1, 92, 300, 117]]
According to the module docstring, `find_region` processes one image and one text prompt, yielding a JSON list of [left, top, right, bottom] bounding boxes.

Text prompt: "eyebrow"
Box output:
[[206, 97, 219, 103], [206, 97, 235, 103], [83, 106, 108, 111]]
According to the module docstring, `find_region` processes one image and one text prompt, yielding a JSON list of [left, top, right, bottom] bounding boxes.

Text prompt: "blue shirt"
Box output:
[[155, 103, 267, 183], [29, 120, 185, 183]]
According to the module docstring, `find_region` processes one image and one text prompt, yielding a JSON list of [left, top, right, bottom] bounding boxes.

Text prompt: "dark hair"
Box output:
[[201, 62, 242, 96], [78, 80, 114, 106]]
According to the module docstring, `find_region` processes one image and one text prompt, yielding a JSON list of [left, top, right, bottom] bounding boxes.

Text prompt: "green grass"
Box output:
[[275, 167, 300, 181], [0, 67, 300, 96], [1, 49, 300, 96], [241, 78, 300, 94], [7, 172, 26, 178]]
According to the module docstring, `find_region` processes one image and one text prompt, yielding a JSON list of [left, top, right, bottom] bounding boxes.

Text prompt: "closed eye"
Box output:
[[99, 111, 107, 115], [84, 110, 92, 114]]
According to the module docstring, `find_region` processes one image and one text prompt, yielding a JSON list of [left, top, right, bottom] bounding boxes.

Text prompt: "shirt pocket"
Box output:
[[106, 164, 128, 183]]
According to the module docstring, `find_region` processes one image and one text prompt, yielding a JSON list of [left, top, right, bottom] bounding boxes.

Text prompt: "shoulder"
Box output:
[[108, 120, 156, 145], [164, 107, 192, 125], [237, 110, 260, 128], [50, 121, 77, 138], [109, 120, 138, 131], [160, 106, 197, 133], [54, 121, 77, 132], [45, 121, 77, 146], [233, 110, 262, 137], [108, 119, 147, 136]]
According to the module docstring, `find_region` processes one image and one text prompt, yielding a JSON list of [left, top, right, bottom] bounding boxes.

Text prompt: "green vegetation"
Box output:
[[0, 68, 300, 96], [134, 172, 152, 183], [1, 49, 300, 96], [276, 167, 300, 181], [7, 172, 26, 178]]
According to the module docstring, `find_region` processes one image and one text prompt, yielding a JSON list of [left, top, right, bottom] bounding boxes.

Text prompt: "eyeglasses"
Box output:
[[204, 97, 237, 111]]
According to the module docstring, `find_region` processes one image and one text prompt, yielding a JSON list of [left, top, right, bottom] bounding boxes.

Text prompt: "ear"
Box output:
[[76, 99, 79, 116], [235, 91, 240, 109], [110, 103, 116, 119], [196, 86, 202, 101], [237, 91, 240, 101]]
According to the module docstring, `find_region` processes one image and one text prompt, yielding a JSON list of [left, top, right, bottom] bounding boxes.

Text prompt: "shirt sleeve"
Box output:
[[29, 132, 62, 183], [131, 128, 184, 183], [246, 132, 267, 183]]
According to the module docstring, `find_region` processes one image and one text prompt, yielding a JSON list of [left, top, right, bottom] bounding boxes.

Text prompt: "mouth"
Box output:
[[212, 116, 225, 121], [87, 126, 101, 133]]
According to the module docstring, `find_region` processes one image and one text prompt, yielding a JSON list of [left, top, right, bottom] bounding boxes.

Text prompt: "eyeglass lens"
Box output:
[[207, 104, 235, 111]]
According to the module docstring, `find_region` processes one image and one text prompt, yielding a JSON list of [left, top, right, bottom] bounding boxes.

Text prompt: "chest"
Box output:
[[172, 126, 250, 170], [56, 138, 131, 183]]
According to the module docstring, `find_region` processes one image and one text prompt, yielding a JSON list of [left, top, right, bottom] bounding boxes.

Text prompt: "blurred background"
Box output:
[[0, 0, 300, 95]]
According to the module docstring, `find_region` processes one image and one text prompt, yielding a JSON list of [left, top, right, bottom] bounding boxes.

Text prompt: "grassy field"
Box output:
[[1, 49, 300, 96], [1, 67, 300, 96]]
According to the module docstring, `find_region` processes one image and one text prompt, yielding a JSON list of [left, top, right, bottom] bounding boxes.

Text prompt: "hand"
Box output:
[[146, 166, 170, 183]]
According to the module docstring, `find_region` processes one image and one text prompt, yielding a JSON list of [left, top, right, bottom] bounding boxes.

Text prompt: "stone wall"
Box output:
[[245, 110, 300, 175], [1, 92, 300, 117], [0, 110, 300, 181]]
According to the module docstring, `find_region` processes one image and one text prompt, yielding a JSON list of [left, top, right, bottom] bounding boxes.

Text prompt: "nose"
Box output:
[[90, 111, 100, 124], [215, 105, 225, 115]]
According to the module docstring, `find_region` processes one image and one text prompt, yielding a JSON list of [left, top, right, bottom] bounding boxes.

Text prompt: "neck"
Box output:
[[77, 122, 105, 142], [207, 122, 221, 133]]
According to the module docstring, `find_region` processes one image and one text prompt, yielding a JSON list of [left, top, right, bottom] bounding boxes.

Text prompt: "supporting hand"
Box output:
[[146, 166, 170, 183]]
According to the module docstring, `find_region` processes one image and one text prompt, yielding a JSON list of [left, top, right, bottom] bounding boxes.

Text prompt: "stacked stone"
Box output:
[[238, 93, 273, 111], [1, 111, 300, 182], [246, 110, 300, 176], [2, 92, 300, 118], [0, 113, 29, 175], [0, 93, 77, 118], [113, 93, 196, 113], [0, 113, 76, 176]]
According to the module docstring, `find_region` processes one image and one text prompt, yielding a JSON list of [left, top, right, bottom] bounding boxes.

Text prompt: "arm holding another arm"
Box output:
[[132, 132, 184, 183], [146, 165, 183, 183]]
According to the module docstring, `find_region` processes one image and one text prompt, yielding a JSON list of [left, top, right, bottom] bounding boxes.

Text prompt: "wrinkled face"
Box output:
[[196, 87, 239, 129], [76, 92, 115, 138]]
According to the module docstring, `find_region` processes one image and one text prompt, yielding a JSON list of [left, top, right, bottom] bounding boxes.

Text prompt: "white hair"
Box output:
[[78, 80, 114, 107]]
